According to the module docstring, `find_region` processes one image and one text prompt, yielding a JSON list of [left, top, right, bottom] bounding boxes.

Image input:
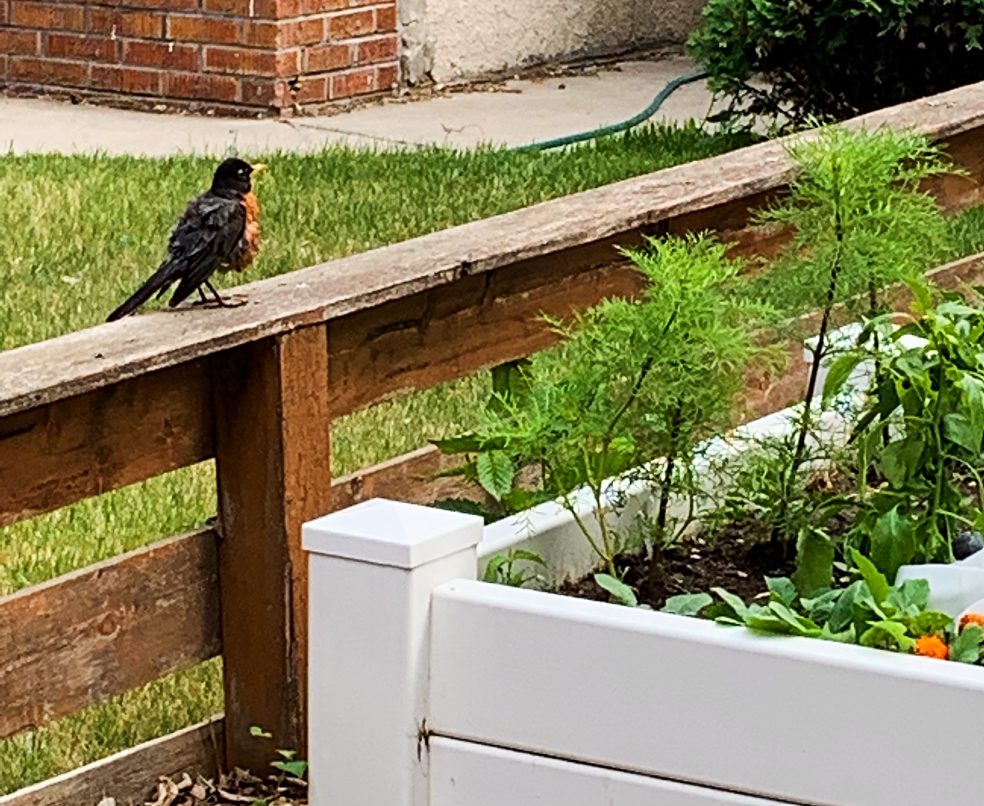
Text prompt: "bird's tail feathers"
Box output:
[[106, 260, 181, 322]]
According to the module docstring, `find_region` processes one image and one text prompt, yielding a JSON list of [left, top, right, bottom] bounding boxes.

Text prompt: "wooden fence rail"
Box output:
[[1, 82, 984, 800]]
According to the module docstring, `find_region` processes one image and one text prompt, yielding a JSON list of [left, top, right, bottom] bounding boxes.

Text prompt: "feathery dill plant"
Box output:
[[468, 235, 762, 578], [743, 126, 952, 552]]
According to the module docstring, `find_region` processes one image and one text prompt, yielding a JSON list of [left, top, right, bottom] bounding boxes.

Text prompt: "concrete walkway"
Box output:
[[0, 56, 718, 156]]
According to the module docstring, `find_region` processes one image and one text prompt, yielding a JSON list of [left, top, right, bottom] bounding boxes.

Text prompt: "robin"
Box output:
[[106, 157, 266, 322]]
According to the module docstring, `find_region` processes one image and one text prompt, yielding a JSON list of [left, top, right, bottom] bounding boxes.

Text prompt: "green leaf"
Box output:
[[767, 601, 821, 636], [711, 587, 750, 620], [869, 505, 917, 581], [490, 359, 532, 411], [823, 352, 864, 403], [476, 451, 515, 501], [909, 610, 954, 636], [250, 726, 272, 739], [960, 374, 984, 438], [827, 581, 862, 632], [819, 623, 857, 643], [792, 528, 834, 595], [878, 439, 924, 488], [482, 554, 509, 583], [271, 759, 309, 778], [886, 578, 930, 615], [431, 433, 487, 454], [800, 587, 840, 622], [950, 625, 984, 664], [744, 611, 795, 634], [851, 549, 891, 605], [944, 412, 982, 454], [594, 573, 638, 607], [662, 592, 714, 616], [510, 549, 546, 566], [859, 620, 915, 652], [766, 577, 798, 607]]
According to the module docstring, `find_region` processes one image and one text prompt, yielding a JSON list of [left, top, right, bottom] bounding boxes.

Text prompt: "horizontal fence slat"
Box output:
[[0, 360, 213, 527], [0, 529, 220, 739], [430, 581, 984, 806], [331, 445, 478, 510], [0, 716, 223, 806], [2, 83, 983, 420], [327, 252, 643, 416]]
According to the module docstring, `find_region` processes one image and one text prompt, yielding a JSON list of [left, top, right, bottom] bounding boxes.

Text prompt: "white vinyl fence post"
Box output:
[[303, 498, 482, 806]]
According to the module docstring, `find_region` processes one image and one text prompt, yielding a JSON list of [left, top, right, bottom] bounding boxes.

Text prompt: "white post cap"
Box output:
[[302, 498, 483, 569]]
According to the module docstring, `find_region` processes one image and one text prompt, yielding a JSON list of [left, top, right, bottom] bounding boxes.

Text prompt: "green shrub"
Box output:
[[689, 0, 984, 126]]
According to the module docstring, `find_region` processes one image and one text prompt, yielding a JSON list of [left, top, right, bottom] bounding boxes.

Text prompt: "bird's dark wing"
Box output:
[[164, 193, 246, 308]]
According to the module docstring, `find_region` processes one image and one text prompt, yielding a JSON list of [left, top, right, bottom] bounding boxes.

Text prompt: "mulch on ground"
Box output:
[[100, 768, 306, 806]]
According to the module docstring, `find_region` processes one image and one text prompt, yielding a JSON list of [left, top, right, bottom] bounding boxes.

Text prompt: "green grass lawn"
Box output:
[[0, 124, 757, 794], [1, 123, 983, 795]]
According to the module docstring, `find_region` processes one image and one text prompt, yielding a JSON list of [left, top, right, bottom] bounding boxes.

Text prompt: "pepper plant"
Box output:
[[824, 290, 984, 579]]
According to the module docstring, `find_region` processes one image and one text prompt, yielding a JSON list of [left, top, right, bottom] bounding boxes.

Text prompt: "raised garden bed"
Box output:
[[301, 124, 984, 806]]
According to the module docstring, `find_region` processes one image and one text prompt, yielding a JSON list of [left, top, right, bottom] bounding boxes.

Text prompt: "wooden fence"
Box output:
[[2, 82, 984, 803]]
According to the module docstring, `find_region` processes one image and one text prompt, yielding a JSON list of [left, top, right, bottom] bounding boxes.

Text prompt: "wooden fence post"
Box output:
[[213, 324, 332, 770]]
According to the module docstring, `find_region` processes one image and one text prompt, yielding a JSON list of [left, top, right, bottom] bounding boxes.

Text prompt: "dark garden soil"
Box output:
[[559, 529, 797, 610]]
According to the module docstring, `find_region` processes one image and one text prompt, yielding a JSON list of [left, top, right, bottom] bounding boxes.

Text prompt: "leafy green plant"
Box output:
[[668, 550, 984, 663], [249, 726, 308, 780], [270, 748, 309, 780], [437, 235, 762, 576], [829, 291, 984, 577], [482, 548, 546, 587], [725, 128, 951, 574], [594, 573, 640, 607], [689, 0, 984, 127]]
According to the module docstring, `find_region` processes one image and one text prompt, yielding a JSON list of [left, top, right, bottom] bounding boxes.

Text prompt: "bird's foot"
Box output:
[[188, 295, 247, 309], [214, 295, 248, 308]]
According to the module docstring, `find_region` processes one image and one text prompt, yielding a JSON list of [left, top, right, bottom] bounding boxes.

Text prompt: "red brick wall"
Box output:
[[0, 0, 399, 114]]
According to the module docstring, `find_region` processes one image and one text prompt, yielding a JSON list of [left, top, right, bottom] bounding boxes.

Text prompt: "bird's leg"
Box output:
[[191, 287, 210, 307], [204, 280, 231, 308], [204, 279, 247, 309]]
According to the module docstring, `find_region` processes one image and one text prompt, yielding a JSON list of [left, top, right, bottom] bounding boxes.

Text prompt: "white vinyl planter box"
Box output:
[[301, 329, 984, 806]]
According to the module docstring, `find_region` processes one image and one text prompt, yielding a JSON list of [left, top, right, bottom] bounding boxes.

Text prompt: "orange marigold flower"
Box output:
[[914, 635, 949, 660], [960, 612, 984, 631]]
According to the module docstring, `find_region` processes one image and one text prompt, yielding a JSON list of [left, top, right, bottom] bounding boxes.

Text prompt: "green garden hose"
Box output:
[[513, 69, 710, 152]]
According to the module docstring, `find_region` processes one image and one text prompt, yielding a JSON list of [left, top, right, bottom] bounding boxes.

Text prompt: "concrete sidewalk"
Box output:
[[0, 56, 718, 156]]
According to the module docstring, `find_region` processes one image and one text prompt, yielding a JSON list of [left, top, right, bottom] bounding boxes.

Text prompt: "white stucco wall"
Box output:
[[401, 0, 706, 85]]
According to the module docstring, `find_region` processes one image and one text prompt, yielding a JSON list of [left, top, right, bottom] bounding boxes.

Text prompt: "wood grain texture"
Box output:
[[331, 445, 479, 510], [0, 717, 222, 806], [0, 361, 212, 527], [213, 325, 331, 770], [327, 247, 644, 415], [2, 83, 983, 419], [0, 530, 220, 739]]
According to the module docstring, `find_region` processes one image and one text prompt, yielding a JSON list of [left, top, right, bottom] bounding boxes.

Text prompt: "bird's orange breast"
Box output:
[[226, 191, 261, 273]]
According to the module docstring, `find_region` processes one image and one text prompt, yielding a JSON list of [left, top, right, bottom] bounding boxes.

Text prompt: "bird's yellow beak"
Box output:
[[251, 163, 268, 176]]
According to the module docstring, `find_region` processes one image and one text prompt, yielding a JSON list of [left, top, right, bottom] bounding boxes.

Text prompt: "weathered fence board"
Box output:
[[0, 717, 222, 806], [327, 250, 643, 414], [0, 529, 219, 739], [0, 361, 213, 527]]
